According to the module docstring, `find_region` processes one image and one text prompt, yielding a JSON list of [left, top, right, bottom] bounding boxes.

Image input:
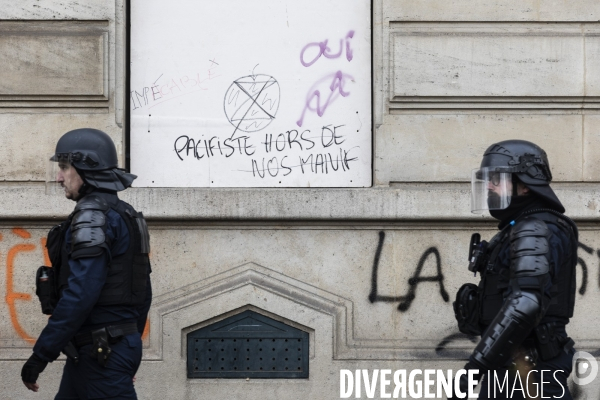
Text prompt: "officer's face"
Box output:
[[56, 162, 84, 200], [487, 175, 529, 197], [487, 173, 511, 196]]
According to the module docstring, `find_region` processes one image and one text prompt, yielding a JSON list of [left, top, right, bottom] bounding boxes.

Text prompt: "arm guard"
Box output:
[[471, 216, 551, 369], [70, 195, 110, 259]]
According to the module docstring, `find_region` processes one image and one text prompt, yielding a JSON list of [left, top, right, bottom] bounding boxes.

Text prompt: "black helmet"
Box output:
[[50, 128, 136, 192], [473, 139, 564, 213], [480, 140, 552, 185]]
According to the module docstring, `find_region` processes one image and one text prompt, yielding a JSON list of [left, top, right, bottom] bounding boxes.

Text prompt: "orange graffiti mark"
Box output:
[[142, 318, 150, 340], [0, 233, 3, 241], [12, 228, 31, 239], [40, 238, 51, 267], [6, 243, 35, 344]]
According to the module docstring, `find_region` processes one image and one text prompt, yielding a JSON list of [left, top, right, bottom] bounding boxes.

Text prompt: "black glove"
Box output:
[[21, 354, 48, 383]]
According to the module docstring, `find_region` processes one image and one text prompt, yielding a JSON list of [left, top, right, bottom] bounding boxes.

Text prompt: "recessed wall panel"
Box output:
[[391, 29, 585, 99], [0, 34, 105, 96]]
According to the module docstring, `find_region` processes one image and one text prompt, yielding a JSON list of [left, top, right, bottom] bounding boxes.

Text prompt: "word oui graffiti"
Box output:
[[369, 231, 596, 313], [297, 30, 355, 128], [300, 30, 354, 67], [0, 228, 149, 345]]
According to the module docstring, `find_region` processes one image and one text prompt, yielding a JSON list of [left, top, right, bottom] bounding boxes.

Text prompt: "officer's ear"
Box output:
[[517, 182, 530, 196]]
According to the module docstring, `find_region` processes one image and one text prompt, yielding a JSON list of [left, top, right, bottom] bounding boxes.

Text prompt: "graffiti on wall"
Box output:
[[369, 231, 595, 313], [1, 227, 149, 346], [4, 228, 41, 344], [368, 231, 449, 311], [366, 230, 600, 365], [297, 30, 355, 128]]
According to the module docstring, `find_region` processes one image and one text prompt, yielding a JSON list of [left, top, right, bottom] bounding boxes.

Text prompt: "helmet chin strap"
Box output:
[[72, 182, 92, 201], [512, 174, 520, 197], [74, 168, 95, 201]]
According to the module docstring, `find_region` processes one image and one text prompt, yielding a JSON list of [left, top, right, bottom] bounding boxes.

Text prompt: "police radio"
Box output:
[[468, 233, 488, 275]]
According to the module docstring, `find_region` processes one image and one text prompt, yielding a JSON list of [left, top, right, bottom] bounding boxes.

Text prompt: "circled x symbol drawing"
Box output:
[[224, 74, 280, 134]]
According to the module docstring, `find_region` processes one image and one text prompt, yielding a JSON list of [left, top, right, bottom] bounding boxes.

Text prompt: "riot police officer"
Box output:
[[453, 140, 578, 399], [21, 128, 152, 399]]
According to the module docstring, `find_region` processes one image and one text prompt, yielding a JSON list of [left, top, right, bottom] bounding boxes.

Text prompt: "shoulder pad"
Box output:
[[509, 216, 550, 277], [71, 197, 109, 259], [72, 209, 106, 231], [74, 195, 109, 213], [510, 216, 549, 241]]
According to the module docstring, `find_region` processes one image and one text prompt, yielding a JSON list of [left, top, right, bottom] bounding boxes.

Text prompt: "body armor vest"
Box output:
[[46, 196, 150, 309], [478, 210, 577, 328]]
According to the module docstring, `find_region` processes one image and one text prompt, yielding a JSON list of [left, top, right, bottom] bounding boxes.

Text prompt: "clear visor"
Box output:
[[45, 154, 74, 196], [471, 168, 512, 213]]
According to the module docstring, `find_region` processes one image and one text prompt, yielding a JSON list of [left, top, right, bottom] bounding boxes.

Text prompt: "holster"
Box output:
[[35, 266, 58, 315], [533, 323, 575, 361], [453, 283, 481, 336], [468, 233, 489, 274], [62, 341, 79, 364], [36, 223, 67, 315], [91, 328, 112, 367]]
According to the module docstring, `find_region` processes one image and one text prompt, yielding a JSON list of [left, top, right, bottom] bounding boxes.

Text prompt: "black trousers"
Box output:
[[55, 333, 142, 400]]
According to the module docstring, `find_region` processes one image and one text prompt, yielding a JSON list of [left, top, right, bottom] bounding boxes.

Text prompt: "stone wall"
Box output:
[[1, 1, 600, 399]]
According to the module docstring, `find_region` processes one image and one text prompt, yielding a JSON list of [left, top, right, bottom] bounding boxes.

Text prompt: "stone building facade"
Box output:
[[1, 1, 600, 399]]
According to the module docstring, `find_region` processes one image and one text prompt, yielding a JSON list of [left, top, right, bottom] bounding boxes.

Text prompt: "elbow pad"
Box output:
[[472, 216, 551, 369], [472, 290, 541, 369], [70, 195, 110, 260]]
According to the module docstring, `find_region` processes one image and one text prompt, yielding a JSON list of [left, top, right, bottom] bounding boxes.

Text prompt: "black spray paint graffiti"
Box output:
[[170, 123, 360, 181], [433, 241, 596, 355], [368, 231, 450, 312], [371, 229, 595, 315], [577, 242, 591, 295], [435, 333, 478, 357], [251, 125, 357, 178], [173, 134, 255, 160]]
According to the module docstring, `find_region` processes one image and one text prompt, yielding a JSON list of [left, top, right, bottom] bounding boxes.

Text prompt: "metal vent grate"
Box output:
[[187, 310, 309, 378]]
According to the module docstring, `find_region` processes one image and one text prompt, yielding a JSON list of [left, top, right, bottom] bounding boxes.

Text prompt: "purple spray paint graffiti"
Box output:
[[296, 30, 356, 127], [296, 71, 353, 128], [299, 30, 355, 67]]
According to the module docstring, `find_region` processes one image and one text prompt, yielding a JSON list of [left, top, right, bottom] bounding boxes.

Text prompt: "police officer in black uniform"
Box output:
[[21, 128, 152, 399], [453, 140, 578, 399]]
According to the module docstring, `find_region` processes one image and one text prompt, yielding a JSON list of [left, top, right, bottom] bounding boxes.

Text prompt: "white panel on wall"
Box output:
[[130, 0, 371, 187]]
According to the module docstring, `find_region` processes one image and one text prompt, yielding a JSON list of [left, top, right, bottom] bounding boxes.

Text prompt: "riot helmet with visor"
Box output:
[[471, 140, 564, 214]]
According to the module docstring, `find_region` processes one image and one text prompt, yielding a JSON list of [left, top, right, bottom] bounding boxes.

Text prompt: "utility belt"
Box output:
[[510, 322, 574, 366], [531, 322, 574, 362], [73, 322, 138, 347], [65, 322, 138, 367]]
